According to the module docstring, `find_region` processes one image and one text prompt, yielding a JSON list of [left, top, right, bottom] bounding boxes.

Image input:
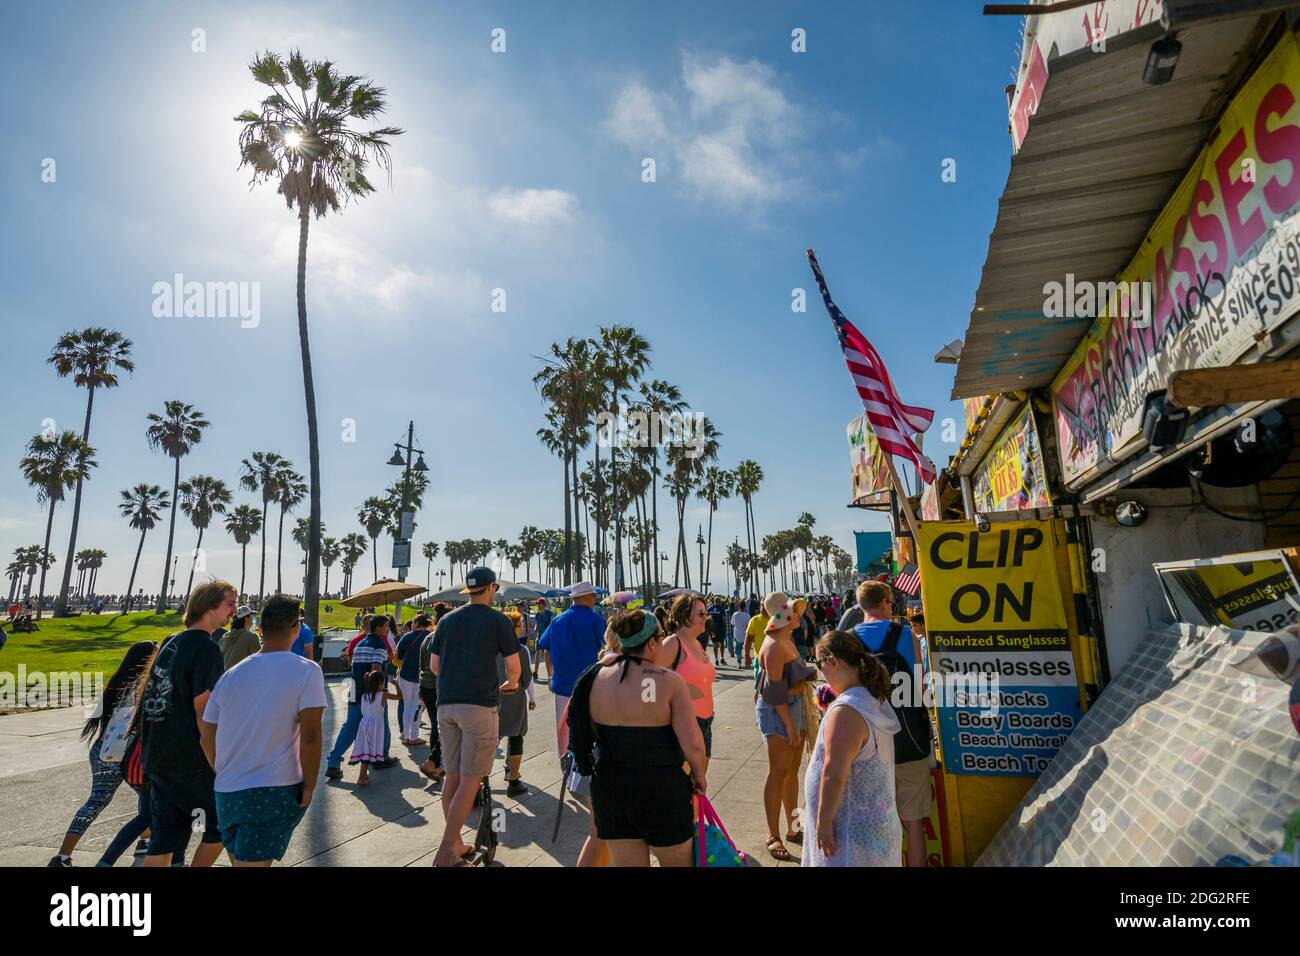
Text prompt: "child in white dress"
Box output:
[[351, 669, 399, 786]]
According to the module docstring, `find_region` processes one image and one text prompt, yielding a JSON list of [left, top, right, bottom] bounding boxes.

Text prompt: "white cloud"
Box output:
[[487, 188, 578, 227], [605, 54, 816, 209]]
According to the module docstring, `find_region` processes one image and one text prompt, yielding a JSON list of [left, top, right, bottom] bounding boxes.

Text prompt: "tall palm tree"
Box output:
[[638, 380, 685, 591], [596, 325, 651, 591], [120, 485, 169, 607], [85, 548, 107, 600], [178, 475, 232, 598], [19, 548, 56, 606], [505, 544, 524, 580], [74, 549, 92, 598], [698, 466, 733, 594], [48, 327, 134, 616], [734, 460, 764, 598], [145, 401, 209, 613], [796, 513, 816, 593], [239, 451, 286, 600], [7, 548, 32, 605], [358, 497, 389, 580], [20, 430, 95, 619], [321, 537, 341, 596], [518, 526, 541, 581], [666, 415, 720, 588], [273, 465, 307, 592], [237, 50, 404, 634], [340, 532, 368, 596], [223, 503, 263, 598], [291, 516, 326, 592], [421, 541, 440, 589]]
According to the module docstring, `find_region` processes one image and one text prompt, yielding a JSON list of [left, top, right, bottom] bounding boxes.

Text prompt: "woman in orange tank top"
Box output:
[[658, 594, 717, 772]]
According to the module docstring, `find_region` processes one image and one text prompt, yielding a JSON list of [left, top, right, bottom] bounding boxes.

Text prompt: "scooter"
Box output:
[[466, 775, 498, 866]]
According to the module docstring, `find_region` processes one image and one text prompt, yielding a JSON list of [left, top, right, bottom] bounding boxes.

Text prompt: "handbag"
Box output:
[[695, 794, 746, 867]]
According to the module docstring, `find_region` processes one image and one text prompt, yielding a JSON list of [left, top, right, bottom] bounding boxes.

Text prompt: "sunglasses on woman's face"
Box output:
[[815, 655, 834, 667]]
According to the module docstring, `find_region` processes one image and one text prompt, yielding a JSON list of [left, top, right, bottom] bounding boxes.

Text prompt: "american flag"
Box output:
[[807, 250, 937, 484], [894, 561, 921, 597]]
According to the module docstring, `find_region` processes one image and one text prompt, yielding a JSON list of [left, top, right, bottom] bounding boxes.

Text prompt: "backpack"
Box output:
[[98, 694, 139, 764], [871, 622, 932, 764]]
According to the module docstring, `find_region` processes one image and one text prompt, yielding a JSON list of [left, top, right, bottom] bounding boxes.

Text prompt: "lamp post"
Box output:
[[696, 525, 705, 594], [387, 420, 429, 621]]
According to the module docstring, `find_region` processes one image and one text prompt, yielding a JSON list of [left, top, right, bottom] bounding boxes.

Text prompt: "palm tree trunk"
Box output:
[[126, 528, 146, 606], [239, 542, 247, 597], [186, 525, 205, 597], [276, 505, 286, 593], [651, 464, 661, 593], [295, 202, 324, 632], [258, 499, 269, 600], [372, 537, 380, 581], [155, 456, 181, 613], [34, 499, 57, 619], [572, 449, 583, 579], [54, 385, 95, 616], [592, 445, 603, 587], [705, 505, 715, 594], [562, 452, 572, 586]]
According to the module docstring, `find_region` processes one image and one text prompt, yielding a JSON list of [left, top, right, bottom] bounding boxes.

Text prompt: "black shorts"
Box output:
[[147, 768, 221, 856], [591, 763, 693, 847]]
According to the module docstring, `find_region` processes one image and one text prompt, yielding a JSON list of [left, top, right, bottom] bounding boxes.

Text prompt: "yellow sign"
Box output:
[[918, 520, 1080, 777], [1052, 34, 1300, 487]]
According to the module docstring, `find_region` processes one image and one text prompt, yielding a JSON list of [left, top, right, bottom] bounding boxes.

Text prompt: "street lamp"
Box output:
[[696, 525, 705, 594], [387, 420, 428, 620]]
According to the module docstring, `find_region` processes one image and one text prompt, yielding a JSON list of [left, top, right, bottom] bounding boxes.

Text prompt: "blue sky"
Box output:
[[0, 0, 1021, 595]]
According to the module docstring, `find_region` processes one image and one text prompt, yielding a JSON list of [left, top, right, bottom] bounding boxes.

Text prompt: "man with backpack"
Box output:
[[852, 581, 933, 867]]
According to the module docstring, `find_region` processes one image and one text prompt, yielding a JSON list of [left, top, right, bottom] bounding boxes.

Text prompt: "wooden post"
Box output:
[[882, 451, 921, 539]]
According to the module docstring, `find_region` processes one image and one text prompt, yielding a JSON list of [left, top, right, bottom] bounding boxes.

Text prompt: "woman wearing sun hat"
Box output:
[[755, 591, 817, 862]]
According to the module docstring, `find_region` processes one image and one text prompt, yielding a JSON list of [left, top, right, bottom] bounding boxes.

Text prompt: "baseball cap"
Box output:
[[235, 605, 255, 618], [461, 567, 498, 593]]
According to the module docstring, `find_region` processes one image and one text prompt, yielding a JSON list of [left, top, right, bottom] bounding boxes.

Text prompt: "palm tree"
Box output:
[[239, 451, 286, 600], [421, 541, 440, 589], [358, 497, 389, 580], [7, 548, 32, 605], [223, 504, 263, 597], [19, 548, 57, 607], [237, 50, 404, 634], [321, 537, 341, 596], [340, 532, 368, 596], [638, 380, 686, 591], [178, 475, 232, 598], [291, 517, 326, 593], [20, 431, 95, 618], [48, 328, 134, 617], [120, 485, 169, 607], [74, 549, 92, 598], [273, 465, 307, 592], [734, 460, 764, 598], [666, 415, 720, 588], [505, 544, 524, 580], [145, 401, 209, 613], [698, 466, 733, 595], [596, 325, 651, 591], [518, 526, 541, 581], [85, 548, 107, 600]]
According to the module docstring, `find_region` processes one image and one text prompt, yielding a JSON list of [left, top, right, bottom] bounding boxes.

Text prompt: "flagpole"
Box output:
[[882, 448, 920, 539]]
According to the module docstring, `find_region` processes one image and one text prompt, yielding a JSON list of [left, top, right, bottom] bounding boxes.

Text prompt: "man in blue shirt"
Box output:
[[291, 612, 315, 660], [536, 581, 605, 741], [324, 615, 394, 778], [533, 599, 554, 680]]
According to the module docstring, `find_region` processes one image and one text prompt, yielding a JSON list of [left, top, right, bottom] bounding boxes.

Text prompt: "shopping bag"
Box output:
[[695, 795, 747, 867]]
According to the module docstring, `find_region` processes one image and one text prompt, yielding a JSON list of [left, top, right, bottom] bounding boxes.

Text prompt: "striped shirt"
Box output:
[[349, 635, 391, 702]]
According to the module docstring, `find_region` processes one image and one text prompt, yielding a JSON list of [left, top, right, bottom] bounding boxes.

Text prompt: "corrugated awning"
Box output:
[[952, 15, 1275, 399]]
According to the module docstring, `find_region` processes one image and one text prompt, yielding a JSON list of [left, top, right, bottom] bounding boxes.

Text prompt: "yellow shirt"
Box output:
[[744, 613, 770, 661]]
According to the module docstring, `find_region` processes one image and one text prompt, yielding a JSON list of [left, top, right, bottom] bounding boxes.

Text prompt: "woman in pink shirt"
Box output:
[[658, 594, 717, 772]]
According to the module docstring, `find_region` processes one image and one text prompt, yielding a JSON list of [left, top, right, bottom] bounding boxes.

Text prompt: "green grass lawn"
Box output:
[[1, 602, 417, 683]]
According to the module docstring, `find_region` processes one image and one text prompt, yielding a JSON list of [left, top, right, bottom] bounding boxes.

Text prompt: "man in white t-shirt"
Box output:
[[200, 594, 327, 867], [729, 601, 750, 664]]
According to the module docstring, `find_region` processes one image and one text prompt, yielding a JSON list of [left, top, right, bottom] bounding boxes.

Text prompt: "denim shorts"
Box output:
[[215, 784, 307, 863], [756, 698, 804, 741]]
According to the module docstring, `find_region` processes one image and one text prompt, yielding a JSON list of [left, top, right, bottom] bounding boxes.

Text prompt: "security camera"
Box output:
[[974, 514, 991, 534]]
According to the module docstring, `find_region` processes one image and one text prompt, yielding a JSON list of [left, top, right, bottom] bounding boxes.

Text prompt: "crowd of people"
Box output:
[[49, 571, 935, 868]]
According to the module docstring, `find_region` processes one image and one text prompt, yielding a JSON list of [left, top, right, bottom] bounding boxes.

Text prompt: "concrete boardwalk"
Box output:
[[0, 658, 807, 867]]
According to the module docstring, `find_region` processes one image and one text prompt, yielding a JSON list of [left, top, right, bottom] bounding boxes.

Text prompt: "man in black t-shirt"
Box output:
[[139, 580, 236, 867], [428, 567, 520, 867]]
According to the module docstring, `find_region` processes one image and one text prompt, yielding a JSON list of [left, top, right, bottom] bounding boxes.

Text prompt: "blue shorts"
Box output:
[[756, 698, 805, 741], [215, 784, 307, 863]]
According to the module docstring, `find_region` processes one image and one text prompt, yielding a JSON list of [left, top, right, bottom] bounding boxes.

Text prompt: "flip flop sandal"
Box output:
[[766, 837, 794, 862], [784, 831, 804, 845], [419, 764, 444, 782]]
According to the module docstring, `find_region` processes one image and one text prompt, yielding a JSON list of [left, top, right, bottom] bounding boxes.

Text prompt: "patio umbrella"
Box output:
[[340, 578, 427, 608], [656, 587, 701, 600], [494, 581, 548, 602], [605, 590, 638, 606]]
